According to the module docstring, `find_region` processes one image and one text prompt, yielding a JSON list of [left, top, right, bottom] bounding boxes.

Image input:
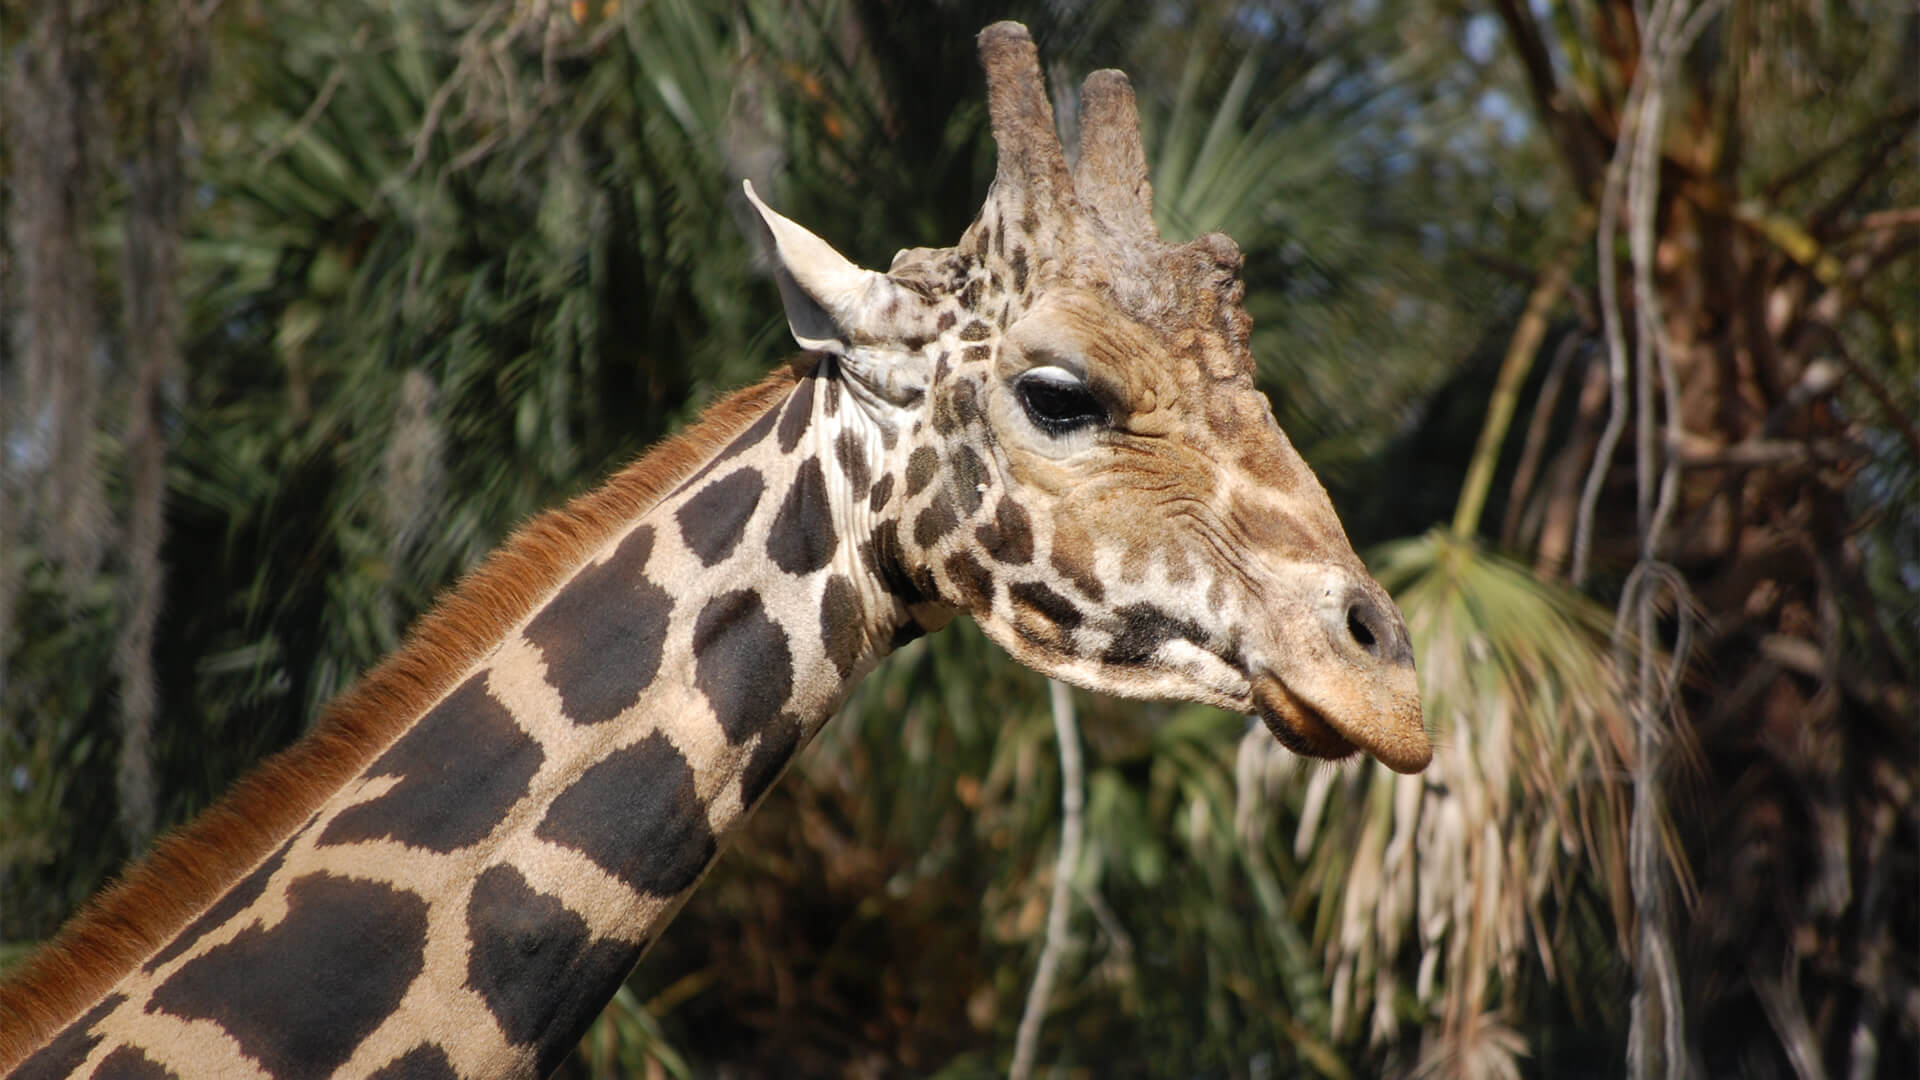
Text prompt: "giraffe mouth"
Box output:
[[1249, 674, 1359, 763]]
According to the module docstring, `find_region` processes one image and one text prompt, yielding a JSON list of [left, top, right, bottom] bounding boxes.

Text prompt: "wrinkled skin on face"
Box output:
[[987, 291, 1425, 770], [744, 22, 1428, 774]]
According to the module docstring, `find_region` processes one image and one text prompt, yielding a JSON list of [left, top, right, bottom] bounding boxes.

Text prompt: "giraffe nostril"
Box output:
[[1338, 588, 1410, 664], [1346, 606, 1378, 654]]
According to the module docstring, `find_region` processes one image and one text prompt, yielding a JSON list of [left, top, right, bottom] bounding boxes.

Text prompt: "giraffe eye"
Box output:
[[1016, 366, 1106, 437]]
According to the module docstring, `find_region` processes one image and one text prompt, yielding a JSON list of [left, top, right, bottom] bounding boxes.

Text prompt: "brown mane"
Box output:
[[0, 362, 807, 1067]]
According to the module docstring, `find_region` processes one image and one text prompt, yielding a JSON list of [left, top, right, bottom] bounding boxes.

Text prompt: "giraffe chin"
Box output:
[[1250, 675, 1359, 765]]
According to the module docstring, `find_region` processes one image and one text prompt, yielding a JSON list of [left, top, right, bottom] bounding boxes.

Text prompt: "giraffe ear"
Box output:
[[742, 180, 882, 353]]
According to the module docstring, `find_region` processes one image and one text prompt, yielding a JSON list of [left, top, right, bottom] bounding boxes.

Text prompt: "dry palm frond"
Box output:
[[1409, 1009, 1529, 1080], [1241, 529, 1639, 1065]]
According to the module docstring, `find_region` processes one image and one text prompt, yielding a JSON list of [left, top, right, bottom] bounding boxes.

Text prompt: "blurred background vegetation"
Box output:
[[1, 0, 1914, 1076]]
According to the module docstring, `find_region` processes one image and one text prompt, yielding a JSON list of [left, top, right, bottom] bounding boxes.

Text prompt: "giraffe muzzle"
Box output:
[[1251, 674, 1359, 763], [1249, 578, 1429, 774], [1252, 661, 1428, 774]]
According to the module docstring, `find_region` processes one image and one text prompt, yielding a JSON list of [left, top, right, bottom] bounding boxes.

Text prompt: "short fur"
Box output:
[[0, 362, 807, 1069]]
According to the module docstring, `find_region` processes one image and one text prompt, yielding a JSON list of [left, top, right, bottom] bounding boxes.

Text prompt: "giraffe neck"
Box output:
[[5, 360, 928, 1079]]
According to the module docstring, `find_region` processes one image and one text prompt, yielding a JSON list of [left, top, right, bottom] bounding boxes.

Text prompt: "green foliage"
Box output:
[[0, 560, 129, 939]]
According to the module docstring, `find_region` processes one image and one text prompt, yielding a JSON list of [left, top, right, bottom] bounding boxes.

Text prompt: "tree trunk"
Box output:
[[1496, 1, 1919, 1074]]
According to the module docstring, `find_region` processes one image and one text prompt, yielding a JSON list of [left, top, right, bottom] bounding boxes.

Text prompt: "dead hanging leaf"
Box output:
[[1249, 529, 1647, 1064]]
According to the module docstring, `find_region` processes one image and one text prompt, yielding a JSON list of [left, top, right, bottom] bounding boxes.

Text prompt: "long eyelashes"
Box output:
[[1015, 366, 1106, 436]]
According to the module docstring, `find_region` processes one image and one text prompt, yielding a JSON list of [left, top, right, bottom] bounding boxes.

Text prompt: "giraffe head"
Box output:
[[744, 22, 1427, 773]]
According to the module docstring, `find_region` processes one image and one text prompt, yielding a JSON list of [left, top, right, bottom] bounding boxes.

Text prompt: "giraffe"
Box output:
[[1, 22, 1427, 1079]]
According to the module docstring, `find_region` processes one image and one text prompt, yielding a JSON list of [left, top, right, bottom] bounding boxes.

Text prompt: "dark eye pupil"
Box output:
[[1019, 378, 1105, 435]]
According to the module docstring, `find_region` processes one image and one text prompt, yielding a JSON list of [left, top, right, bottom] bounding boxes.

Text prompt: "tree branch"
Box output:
[[1763, 104, 1919, 202], [1010, 679, 1085, 1080], [1453, 242, 1578, 540], [1734, 199, 1920, 462], [1503, 331, 1584, 549], [1809, 114, 1918, 238], [1853, 207, 1920, 233], [1668, 432, 1865, 468], [1490, 0, 1610, 199]]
